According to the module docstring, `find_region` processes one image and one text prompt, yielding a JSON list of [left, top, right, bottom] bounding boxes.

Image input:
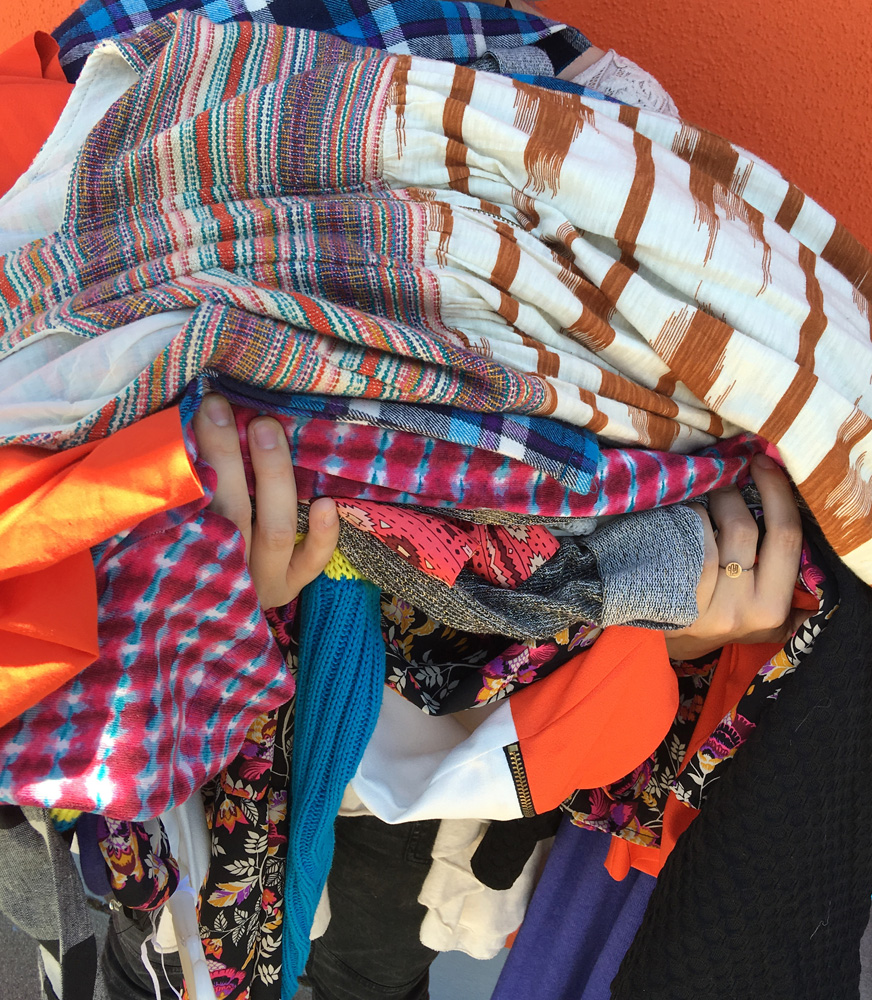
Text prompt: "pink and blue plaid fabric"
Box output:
[[194, 379, 766, 518]]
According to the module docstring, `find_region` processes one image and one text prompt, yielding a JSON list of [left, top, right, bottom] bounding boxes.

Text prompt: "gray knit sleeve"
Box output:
[[298, 502, 703, 639], [582, 504, 704, 628]]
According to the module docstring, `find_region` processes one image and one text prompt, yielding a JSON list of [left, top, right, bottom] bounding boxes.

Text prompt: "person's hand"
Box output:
[[664, 454, 807, 661], [193, 393, 340, 609]]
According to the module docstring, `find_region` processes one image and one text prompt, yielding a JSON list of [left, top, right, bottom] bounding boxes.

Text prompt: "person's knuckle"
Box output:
[[205, 434, 240, 459], [745, 608, 767, 632], [256, 584, 285, 610], [222, 500, 253, 529], [772, 595, 793, 625], [712, 505, 745, 531], [729, 607, 748, 634], [764, 522, 801, 549], [256, 472, 293, 497], [710, 606, 736, 635], [258, 525, 297, 550], [752, 600, 784, 632], [727, 521, 758, 550], [296, 544, 331, 574]]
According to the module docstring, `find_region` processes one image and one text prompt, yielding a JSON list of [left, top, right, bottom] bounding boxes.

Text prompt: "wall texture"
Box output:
[[2, 0, 871, 247], [542, 0, 872, 249], [0, 0, 79, 50]]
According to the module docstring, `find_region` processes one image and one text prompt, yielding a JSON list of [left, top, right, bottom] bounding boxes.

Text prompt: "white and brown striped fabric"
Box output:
[[380, 58, 872, 582]]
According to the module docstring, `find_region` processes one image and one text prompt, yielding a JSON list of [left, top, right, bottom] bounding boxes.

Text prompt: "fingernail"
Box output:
[[320, 502, 338, 528], [253, 420, 278, 449], [205, 396, 231, 427], [753, 453, 776, 470]]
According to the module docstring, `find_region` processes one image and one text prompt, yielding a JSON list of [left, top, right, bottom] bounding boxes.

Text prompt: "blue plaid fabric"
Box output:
[[193, 374, 602, 496], [53, 0, 591, 82]]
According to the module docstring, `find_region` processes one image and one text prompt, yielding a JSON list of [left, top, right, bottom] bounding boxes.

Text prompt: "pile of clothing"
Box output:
[[1, 2, 871, 999]]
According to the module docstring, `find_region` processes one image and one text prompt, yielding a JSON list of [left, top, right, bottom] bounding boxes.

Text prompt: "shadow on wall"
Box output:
[[543, 0, 872, 250]]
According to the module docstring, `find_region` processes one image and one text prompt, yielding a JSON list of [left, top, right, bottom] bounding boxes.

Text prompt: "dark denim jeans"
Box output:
[[101, 906, 184, 1000], [303, 816, 441, 1000]]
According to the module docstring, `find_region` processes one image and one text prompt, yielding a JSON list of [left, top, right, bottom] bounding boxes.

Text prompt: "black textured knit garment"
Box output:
[[471, 809, 562, 890], [612, 530, 872, 999]]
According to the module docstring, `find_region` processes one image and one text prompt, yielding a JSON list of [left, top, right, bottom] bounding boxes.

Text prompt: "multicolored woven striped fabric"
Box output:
[[3, 10, 872, 581]]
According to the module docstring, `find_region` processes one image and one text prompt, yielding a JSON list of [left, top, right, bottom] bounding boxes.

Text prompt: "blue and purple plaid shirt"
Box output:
[[53, 0, 592, 82]]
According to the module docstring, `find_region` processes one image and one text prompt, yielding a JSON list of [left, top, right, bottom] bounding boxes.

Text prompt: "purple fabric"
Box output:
[[491, 821, 655, 1000], [76, 813, 113, 898]]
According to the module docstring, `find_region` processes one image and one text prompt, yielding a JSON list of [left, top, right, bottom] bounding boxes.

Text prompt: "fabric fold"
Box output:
[[0, 406, 203, 726], [0, 33, 73, 198], [51, 0, 592, 83]]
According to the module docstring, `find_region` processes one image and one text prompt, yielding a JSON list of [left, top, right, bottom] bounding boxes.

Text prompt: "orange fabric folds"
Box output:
[[512, 627, 678, 815], [0, 407, 203, 727], [0, 32, 73, 197], [605, 584, 821, 880], [603, 636, 783, 880]]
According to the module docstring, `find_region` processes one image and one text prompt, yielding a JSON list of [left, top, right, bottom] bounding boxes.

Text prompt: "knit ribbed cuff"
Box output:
[[584, 505, 705, 628]]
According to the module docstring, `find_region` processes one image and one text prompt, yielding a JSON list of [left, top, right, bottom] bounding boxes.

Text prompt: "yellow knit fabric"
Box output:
[[295, 535, 362, 582], [49, 808, 82, 829], [323, 548, 363, 582]]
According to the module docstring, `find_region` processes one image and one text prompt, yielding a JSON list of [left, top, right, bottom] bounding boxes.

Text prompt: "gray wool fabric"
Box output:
[[470, 44, 555, 77], [300, 503, 703, 640], [0, 807, 108, 1000], [585, 504, 704, 628]]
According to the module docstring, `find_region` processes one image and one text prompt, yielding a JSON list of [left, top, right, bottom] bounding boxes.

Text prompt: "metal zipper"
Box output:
[[504, 742, 535, 818]]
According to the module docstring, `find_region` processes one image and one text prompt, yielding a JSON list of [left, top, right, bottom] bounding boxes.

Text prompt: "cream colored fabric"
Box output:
[[572, 49, 679, 116], [418, 819, 548, 959]]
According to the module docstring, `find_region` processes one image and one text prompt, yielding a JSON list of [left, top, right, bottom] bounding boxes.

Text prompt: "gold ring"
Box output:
[[720, 561, 753, 578]]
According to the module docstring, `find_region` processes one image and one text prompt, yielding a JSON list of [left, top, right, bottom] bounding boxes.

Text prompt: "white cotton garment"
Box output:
[[0, 40, 138, 254], [350, 686, 525, 824], [0, 311, 191, 439], [161, 795, 213, 897], [0, 40, 192, 440], [418, 819, 549, 959], [572, 49, 679, 116], [156, 796, 217, 1000]]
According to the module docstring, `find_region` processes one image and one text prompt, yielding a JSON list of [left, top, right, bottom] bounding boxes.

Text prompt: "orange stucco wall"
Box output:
[[3, 0, 871, 247], [0, 0, 80, 51], [542, 0, 872, 250]]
